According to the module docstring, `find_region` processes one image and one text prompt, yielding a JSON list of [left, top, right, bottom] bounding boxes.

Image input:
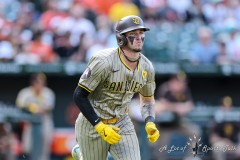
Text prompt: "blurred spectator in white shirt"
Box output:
[[58, 3, 96, 47], [168, 0, 192, 17], [0, 40, 15, 62]]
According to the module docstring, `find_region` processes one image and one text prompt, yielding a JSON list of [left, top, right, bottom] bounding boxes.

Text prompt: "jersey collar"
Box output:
[[118, 48, 140, 72]]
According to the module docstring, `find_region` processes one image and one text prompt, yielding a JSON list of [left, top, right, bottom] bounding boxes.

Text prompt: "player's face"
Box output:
[[32, 79, 45, 93], [125, 29, 145, 52]]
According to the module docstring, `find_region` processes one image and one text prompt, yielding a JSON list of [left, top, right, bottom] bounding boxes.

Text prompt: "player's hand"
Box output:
[[145, 122, 160, 143], [27, 103, 39, 114], [95, 121, 121, 144]]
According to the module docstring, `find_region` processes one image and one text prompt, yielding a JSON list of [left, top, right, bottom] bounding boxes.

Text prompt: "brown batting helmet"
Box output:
[[115, 15, 150, 47]]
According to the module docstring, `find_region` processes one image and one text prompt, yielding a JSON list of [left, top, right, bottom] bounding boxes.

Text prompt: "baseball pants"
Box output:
[[75, 113, 141, 160]]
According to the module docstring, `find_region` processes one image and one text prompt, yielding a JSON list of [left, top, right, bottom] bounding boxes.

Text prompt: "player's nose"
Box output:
[[135, 34, 141, 40]]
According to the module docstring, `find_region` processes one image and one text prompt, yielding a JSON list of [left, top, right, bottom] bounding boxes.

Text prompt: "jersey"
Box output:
[[16, 86, 55, 112], [78, 47, 155, 119]]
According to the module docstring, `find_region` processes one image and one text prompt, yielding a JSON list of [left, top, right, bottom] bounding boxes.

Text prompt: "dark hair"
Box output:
[[170, 71, 187, 82], [30, 72, 47, 84]]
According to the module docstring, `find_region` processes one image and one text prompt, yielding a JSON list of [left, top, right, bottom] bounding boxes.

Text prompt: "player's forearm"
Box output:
[[141, 104, 155, 123], [141, 99, 160, 143], [73, 86, 101, 126], [140, 96, 156, 122]]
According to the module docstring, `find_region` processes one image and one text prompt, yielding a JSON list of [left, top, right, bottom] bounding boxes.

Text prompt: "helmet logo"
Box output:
[[132, 18, 140, 24]]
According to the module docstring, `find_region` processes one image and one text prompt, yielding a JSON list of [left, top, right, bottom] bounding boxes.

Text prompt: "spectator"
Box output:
[[152, 72, 201, 160], [0, 39, 15, 62], [15, 73, 55, 160], [168, 0, 192, 18], [52, 31, 77, 59], [184, 0, 208, 24], [225, 28, 240, 64], [9, 0, 36, 47], [69, 32, 93, 62], [14, 44, 41, 64], [85, 15, 112, 61], [216, 41, 231, 65], [189, 26, 219, 64], [26, 30, 58, 63], [156, 0, 178, 22], [209, 96, 240, 160], [58, 3, 96, 47], [39, 0, 68, 32], [139, 0, 166, 21]]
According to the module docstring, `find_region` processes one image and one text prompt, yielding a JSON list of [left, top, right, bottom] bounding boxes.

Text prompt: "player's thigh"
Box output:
[[77, 136, 109, 160], [109, 131, 141, 160], [75, 114, 109, 160]]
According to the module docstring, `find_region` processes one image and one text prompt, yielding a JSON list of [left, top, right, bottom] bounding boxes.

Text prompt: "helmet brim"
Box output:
[[120, 26, 150, 34]]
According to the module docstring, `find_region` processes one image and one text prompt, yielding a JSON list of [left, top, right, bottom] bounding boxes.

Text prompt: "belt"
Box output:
[[101, 109, 129, 124], [102, 117, 118, 124]]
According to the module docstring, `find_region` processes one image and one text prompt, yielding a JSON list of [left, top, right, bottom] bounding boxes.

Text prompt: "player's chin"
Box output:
[[132, 48, 142, 52], [128, 44, 142, 52]]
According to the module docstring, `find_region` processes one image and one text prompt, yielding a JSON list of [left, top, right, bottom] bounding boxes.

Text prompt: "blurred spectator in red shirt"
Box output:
[[75, 0, 121, 15], [39, 0, 68, 32], [26, 30, 58, 63]]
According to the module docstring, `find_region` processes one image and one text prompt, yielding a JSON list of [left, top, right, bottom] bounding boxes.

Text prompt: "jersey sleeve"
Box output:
[[16, 89, 29, 108], [139, 63, 156, 97], [78, 56, 108, 92]]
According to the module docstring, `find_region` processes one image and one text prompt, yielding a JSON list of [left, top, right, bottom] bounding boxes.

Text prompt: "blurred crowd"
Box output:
[[1, 0, 240, 159], [1, 0, 240, 64]]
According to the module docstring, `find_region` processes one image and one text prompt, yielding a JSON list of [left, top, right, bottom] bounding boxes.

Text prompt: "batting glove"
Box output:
[[145, 122, 160, 143], [95, 121, 121, 144]]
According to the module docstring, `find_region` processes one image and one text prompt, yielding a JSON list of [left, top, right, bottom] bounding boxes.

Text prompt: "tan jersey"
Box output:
[[16, 86, 55, 116], [79, 47, 155, 119]]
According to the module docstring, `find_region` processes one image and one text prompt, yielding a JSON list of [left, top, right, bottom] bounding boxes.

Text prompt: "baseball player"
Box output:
[[72, 15, 160, 160]]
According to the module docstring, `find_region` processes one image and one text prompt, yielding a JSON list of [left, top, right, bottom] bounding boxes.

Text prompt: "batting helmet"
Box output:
[[115, 15, 150, 47]]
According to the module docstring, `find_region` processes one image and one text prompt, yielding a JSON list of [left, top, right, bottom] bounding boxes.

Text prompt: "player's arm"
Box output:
[[140, 95, 160, 143], [138, 62, 160, 143], [73, 85, 100, 126], [140, 95, 155, 123]]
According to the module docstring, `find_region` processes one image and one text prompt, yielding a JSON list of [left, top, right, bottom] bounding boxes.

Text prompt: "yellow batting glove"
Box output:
[[145, 122, 160, 143], [95, 121, 121, 144]]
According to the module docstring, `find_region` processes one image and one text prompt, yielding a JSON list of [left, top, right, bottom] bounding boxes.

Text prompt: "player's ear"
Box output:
[[116, 32, 127, 47]]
